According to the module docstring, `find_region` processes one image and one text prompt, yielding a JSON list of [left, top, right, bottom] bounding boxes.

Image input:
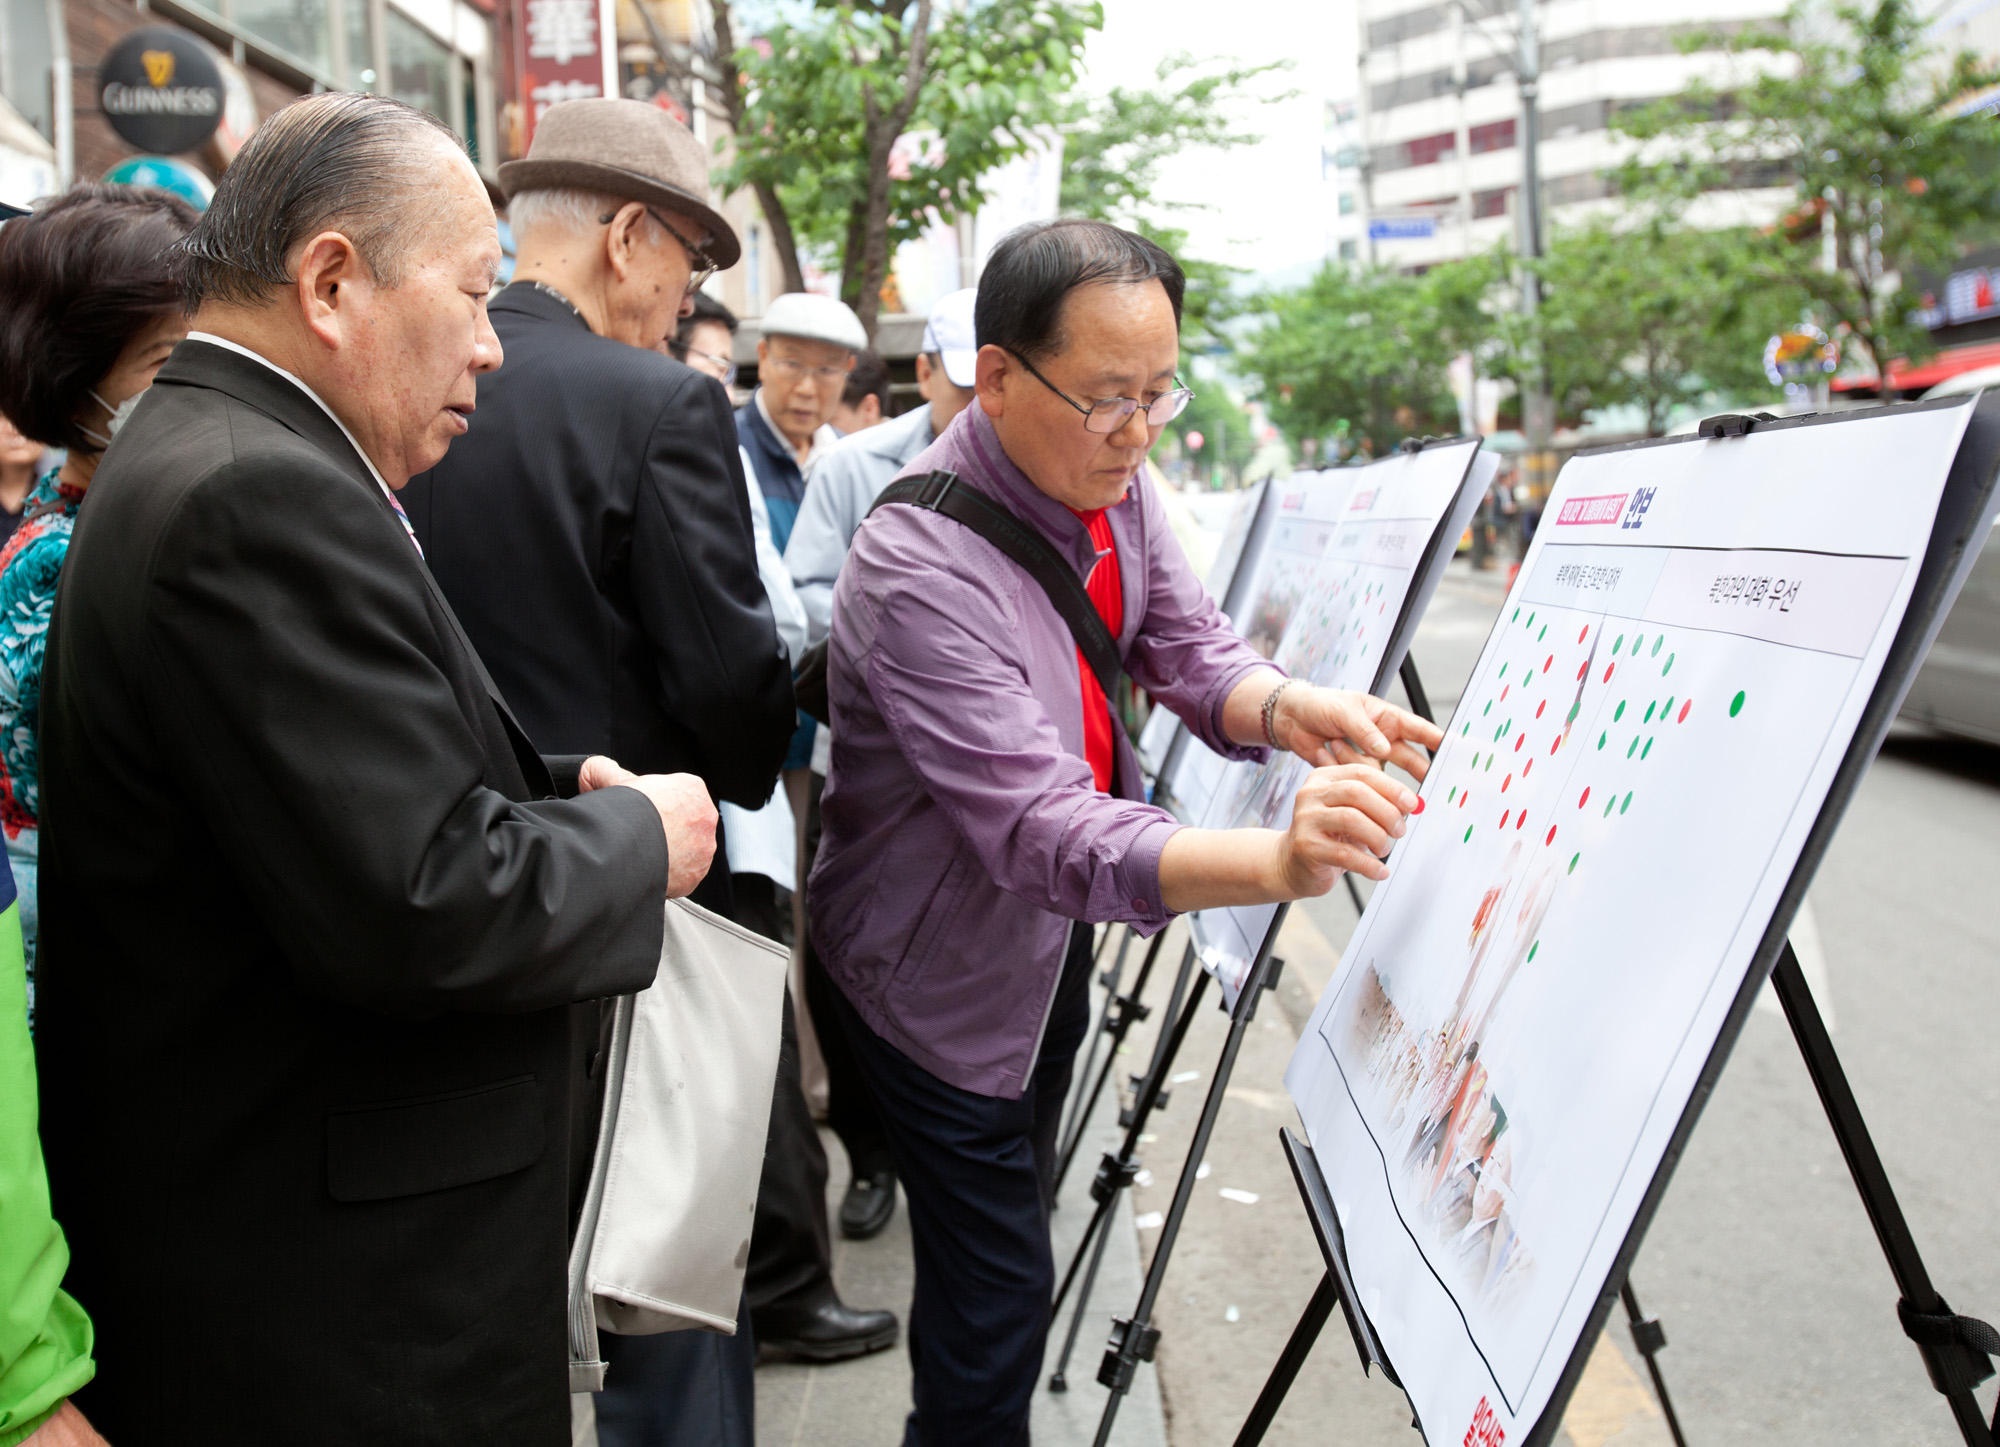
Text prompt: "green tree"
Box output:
[[1525, 219, 1808, 434], [1241, 255, 1501, 454], [710, 0, 1098, 336], [1613, 0, 2000, 372]]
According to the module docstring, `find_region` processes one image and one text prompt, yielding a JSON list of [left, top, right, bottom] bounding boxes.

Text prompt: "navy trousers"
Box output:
[[831, 922, 1095, 1447], [593, 1301, 755, 1447]]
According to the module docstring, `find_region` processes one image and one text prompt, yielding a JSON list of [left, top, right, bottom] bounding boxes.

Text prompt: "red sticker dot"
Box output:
[[1576, 660, 1588, 681], [1515, 811, 1527, 830], [1522, 757, 1533, 776], [1502, 774, 1512, 792], [1579, 786, 1590, 808], [1549, 735, 1560, 754], [1499, 809, 1510, 829], [1543, 654, 1554, 672], [1578, 625, 1589, 643], [1535, 700, 1546, 719], [1515, 734, 1525, 752], [1678, 700, 1691, 723], [1459, 790, 1469, 808], [1603, 663, 1615, 683], [1413, 795, 1426, 814], [1501, 685, 1510, 701], [1545, 824, 1557, 845]]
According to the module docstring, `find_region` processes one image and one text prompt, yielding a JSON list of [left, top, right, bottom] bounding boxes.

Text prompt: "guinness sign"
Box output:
[[98, 27, 224, 155]]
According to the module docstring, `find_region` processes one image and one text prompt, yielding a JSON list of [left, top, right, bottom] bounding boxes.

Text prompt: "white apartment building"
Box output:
[[1329, 0, 1794, 270]]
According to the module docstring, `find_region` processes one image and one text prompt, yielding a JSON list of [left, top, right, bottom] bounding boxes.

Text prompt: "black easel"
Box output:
[[1056, 925, 1140, 1184], [1053, 926, 1172, 1199], [1088, 906, 1291, 1445]]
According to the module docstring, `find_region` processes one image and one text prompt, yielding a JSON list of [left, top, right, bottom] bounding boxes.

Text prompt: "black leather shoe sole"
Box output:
[[756, 1315, 899, 1363], [838, 1177, 897, 1240]]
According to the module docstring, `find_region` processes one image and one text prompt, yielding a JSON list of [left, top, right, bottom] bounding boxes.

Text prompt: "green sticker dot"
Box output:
[[1499, 663, 1509, 680], [1464, 825, 1474, 842], [1642, 736, 1654, 759], [1730, 690, 1746, 717], [1604, 797, 1615, 817], [1597, 731, 1606, 749], [1462, 721, 1471, 736], [1527, 940, 1539, 962], [1484, 700, 1492, 715], [1614, 700, 1626, 721], [1613, 634, 1625, 654], [1632, 634, 1643, 655], [1449, 786, 1457, 802], [1568, 853, 1579, 874], [1663, 696, 1675, 717], [1512, 607, 1519, 622], [1627, 737, 1638, 758], [1644, 702, 1656, 723], [1621, 791, 1632, 814], [1527, 612, 1535, 629], [1485, 755, 1494, 772], [1567, 702, 1580, 723], [1662, 652, 1674, 676], [1651, 635, 1663, 657], [1538, 624, 1547, 642]]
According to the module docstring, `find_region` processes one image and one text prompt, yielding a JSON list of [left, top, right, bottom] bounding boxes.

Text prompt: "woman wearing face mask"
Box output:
[[0, 183, 197, 1019]]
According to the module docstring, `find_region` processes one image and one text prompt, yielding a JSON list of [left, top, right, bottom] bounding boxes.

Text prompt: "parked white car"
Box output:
[[1900, 377, 2000, 744]]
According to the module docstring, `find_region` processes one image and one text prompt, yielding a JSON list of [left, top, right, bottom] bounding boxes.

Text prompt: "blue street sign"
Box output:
[[1368, 216, 1436, 240]]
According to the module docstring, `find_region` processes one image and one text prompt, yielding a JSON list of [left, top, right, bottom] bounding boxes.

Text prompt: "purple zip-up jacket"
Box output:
[[810, 403, 1273, 1098]]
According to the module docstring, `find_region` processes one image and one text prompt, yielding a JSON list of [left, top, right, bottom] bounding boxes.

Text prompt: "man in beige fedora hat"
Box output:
[[403, 98, 896, 1447]]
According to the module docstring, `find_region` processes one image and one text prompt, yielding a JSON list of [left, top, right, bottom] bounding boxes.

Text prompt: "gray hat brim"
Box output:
[[498, 158, 742, 270]]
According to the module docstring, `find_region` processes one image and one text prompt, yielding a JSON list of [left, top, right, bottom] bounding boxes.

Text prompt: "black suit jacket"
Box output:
[[35, 340, 669, 1446], [405, 284, 795, 816]]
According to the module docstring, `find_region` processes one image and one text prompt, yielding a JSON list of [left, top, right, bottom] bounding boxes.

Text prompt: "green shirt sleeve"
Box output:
[[0, 896, 93, 1444]]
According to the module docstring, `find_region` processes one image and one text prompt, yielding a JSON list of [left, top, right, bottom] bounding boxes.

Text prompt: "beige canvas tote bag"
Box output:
[[568, 897, 788, 1391]]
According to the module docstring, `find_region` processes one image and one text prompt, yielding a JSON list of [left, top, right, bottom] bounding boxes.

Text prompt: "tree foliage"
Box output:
[[1612, 0, 2000, 370], [716, 0, 1098, 335]]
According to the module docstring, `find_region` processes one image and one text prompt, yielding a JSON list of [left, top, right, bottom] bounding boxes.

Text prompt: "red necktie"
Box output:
[[1070, 508, 1124, 793]]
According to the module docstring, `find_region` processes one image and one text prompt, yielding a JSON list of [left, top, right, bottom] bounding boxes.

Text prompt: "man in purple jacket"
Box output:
[[811, 219, 1441, 1444]]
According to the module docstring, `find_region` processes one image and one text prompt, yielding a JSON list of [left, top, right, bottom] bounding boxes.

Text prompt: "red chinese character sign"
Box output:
[[1285, 398, 1981, 1444], [513, 0, 613, 148]]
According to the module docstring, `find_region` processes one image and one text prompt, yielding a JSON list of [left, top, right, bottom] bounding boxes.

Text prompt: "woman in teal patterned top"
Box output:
[[0, 183, 196, 1027]]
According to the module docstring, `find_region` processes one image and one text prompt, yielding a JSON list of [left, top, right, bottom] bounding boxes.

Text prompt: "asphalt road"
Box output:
[[1107, 559, 2000, 1446]]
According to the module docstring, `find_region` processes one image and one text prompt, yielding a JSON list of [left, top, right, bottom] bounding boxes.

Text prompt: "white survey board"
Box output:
[[1171, 443, 1494, 1003], [1284, 400, 1977, 1447]]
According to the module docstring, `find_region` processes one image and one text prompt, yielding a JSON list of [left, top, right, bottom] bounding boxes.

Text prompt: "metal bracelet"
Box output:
[[1260, 679, 1296, 751]]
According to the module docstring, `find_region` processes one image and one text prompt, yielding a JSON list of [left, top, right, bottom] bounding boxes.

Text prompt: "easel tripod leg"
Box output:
[[1057, 928, 1171, 1198], [1060, 925, 1135, 1179], [1619, 1279, 1688, 1447], [1772, 942, 1998, 1447], [1232, 1272, 1338, 1447], [1050, 1194, 1118, 1392]]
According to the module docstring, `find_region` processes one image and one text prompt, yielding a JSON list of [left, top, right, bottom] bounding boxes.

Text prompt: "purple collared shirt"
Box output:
[[810, 403, 1273, 1098]]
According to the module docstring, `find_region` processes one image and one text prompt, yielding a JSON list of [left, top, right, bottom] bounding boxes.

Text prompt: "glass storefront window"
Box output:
[[386, 8, 450, 123], [0, 0, 55, 142], [231, 0, 334, 76]]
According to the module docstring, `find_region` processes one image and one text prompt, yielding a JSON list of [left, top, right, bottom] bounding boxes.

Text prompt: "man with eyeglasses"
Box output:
[[404, 99, 894, 1446], [735, 291, 866, 558], [810, 219, 1441, 1445]]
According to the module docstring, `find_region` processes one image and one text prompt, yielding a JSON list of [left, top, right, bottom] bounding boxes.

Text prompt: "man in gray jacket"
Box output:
[[785, 287, 978, 643]]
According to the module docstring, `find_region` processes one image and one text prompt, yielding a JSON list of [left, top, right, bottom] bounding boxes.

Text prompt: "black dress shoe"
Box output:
[[838, 1171, 898, 1240], [754, 1297, 899, 1362]]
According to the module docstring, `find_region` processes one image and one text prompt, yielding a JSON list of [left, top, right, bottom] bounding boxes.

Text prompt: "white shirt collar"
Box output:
[[186, 332, 400, 506]]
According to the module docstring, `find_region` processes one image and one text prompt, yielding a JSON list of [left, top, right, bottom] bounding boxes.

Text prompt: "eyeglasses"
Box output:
[[601, 205, 719, 296], [1008, 349, 1194, 434], [763, 354, 854, 386], [672, 341, 738, 387]]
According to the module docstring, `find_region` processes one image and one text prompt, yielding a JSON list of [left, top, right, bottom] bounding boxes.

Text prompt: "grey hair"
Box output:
[[174, 92, 462, 308], [506, 187, 626, 240]]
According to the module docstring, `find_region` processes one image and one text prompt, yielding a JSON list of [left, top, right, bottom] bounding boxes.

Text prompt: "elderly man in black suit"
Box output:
[[403, 98, 895, 1446], [34, 94, 721, 1447]]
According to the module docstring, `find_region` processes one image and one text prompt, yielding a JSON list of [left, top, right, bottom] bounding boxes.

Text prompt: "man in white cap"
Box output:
[[785, 287, 979, 645], [736, 291, 867, 556], [776, 288, 979, 1246]]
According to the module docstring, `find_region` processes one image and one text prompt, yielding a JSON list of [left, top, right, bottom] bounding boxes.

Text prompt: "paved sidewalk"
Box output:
[[754, 977, 1168, 1447]]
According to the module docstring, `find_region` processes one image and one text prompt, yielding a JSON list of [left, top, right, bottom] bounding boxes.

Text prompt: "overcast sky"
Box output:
[[1080, 0, 1357, 285]]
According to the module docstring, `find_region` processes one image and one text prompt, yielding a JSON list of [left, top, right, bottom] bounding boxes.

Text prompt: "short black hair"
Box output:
[[843, 349, 892, 412], [974, 219, 1184, 364], [0, 182, 198, 453], [174, 92, 459, 308], [675, 291, 738, 350]]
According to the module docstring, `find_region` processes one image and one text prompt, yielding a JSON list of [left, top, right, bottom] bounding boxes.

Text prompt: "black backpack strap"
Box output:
[[870, 471, 1121, 695]]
